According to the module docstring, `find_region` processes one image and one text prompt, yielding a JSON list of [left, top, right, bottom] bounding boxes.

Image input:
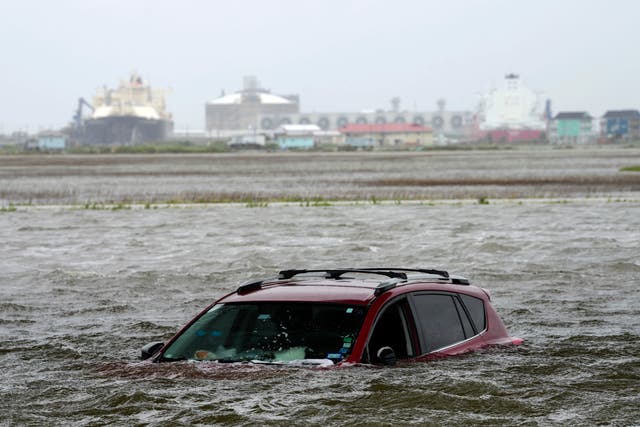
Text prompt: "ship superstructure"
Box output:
[[478, 74, 545, 130], [471, 74, 547, 143], [75, 73, 172, 145]]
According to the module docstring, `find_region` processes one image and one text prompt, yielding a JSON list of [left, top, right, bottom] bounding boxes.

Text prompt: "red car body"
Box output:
[[143, 269, 521, 365]]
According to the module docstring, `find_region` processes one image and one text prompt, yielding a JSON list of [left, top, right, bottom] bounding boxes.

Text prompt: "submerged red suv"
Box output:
[[142, 268, 522, 366]]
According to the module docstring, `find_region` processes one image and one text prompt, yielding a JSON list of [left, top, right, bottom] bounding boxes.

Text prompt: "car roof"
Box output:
[[218, 269, 483, 305], [221, 278, 384, 305]]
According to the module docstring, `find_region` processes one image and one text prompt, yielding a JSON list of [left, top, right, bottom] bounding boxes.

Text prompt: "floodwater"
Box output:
[[2, 202, 639, 425], [1, 148, 640, 425]]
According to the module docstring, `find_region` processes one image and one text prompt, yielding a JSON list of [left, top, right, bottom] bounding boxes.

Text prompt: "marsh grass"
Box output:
[[83, 202, 104, 210], [111, 203, 131, 211], [620, 165, 640, 172], [67, 141, 230, 154], [245, 200, 269, 208], [358, 176, 640, 187], [2, 151, 640, 206], [82, 202, 132, 210]]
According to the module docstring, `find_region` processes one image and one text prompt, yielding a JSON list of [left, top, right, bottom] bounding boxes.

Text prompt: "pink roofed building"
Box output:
[[340, 123, 434, 147]]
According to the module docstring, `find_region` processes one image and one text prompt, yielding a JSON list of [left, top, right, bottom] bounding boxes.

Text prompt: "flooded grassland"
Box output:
[[1, 147, 639, 425], [1, 147, 640, 205]]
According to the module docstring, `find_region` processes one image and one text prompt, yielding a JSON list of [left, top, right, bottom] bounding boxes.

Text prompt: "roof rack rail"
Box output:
[[277, 269, 408, 280], [236, 276, 279, 295], [374, 278, 404, 296], [449, 275, 470, 285], [237, 267, 459, 296], [347, 267, 450, 279]]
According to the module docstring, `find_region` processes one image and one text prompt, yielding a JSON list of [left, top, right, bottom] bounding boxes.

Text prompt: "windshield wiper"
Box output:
[[160, 355, 187, 362], [214, 357, 244, 363]]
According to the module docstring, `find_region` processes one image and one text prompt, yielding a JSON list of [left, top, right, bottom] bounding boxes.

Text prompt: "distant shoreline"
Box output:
[[2, 196, 639, 213], [2, 140, 640, 156]]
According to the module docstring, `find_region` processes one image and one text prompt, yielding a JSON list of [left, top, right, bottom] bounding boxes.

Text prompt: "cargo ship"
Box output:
[[73, 73, 173, 145], [473, 74, 546, 142]]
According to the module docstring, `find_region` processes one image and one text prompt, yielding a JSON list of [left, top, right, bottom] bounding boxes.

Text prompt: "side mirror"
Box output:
[[141, 341, 164, 360], [376, 346, 397, 366]]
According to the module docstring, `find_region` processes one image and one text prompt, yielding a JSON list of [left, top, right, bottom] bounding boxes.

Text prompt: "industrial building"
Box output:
[[205, 76, 299, 133], [205, 77, 471, 137], [258, 108, 470, 136]]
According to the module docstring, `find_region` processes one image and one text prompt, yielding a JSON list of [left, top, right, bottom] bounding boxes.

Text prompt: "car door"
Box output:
[[364, 297, 419, 364], [408, 292, 480, 355]]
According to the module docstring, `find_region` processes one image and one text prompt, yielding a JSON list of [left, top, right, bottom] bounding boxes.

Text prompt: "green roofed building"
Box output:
[[549, 112, 594, 144]]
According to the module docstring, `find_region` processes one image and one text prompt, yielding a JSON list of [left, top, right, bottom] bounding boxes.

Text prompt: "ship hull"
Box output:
[[80, 116, 173, 145]]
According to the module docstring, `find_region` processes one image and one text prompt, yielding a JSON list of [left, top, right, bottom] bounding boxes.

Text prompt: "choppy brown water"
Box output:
[[1, 200, 639, 425], [1, 148, 640, 425]]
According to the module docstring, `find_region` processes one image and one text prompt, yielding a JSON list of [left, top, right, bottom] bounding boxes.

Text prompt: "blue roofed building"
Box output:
[[601, 110, 640, 141], [275, 124, 319, 150], [36, 132, 67, 151]]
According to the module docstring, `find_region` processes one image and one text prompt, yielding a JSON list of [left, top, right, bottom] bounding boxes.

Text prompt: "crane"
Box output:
[[72, 97, 94, 128]]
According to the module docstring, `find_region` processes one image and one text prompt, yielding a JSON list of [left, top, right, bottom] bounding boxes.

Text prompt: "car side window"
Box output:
[[453, 296, 475, 338], [459, 294, 486, 332], [410, 293, 466, 353], [366, 299, 415, 363]]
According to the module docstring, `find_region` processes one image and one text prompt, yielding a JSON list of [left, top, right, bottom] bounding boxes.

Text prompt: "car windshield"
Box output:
[[161, 302, 367, 364]]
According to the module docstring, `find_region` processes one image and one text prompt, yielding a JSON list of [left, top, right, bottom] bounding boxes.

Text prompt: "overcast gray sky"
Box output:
[[1, 0, 638, 132]]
